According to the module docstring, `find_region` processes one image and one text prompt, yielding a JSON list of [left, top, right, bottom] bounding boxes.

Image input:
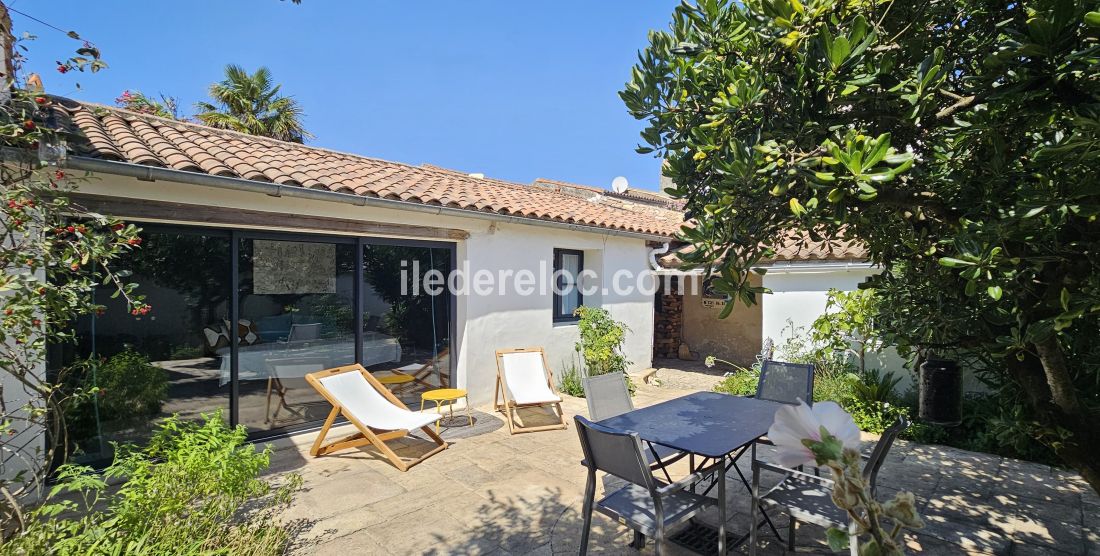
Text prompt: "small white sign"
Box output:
[[702, 298, 726, 309]]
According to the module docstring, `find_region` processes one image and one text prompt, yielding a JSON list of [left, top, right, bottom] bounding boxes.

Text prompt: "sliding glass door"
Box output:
[[50, 225, 455, 464], [361, 243, 453, 406], [235, 236, 359, 433], [50, 228, 233, 465]]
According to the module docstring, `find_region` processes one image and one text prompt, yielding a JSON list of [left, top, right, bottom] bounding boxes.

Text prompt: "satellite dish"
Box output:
[[611, 176, 630, 194]]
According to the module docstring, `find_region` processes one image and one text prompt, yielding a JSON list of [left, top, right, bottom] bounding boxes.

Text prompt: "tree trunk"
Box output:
[[1004, 347, 1100, 495]]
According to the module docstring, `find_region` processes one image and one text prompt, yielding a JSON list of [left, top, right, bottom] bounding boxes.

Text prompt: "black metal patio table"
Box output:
[[596, 391, 783, 555]]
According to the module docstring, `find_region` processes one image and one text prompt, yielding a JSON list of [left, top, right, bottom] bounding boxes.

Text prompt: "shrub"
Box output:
[[559, 361, 586, 398], [94, 349, 169, 418], [812, 367, 856, 404], [574, 306, 630, 376], [558, 357, 636, 398], [713, 364, 760, 397], [2, 413, 300, 556], [846, 398, 911, 435], [62, 349, 169, 450], [848, 369, 904, 405]]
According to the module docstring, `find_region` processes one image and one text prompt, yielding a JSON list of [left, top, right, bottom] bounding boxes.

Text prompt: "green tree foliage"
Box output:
[[811, 288, 882, 373], [624, 0, 1100, 492], [195, 65, 312, 143]]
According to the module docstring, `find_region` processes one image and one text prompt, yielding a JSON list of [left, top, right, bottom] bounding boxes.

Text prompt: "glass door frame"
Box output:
[[229, 229, 457, 439]]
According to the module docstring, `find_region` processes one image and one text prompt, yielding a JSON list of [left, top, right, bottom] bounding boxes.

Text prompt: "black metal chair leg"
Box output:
[[787, 517, 797, 552], [630, 530, 646, 549], [580, 471, 595, 555]]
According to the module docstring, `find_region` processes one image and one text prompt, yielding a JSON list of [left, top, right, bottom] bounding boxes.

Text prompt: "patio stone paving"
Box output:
[[267, 381, 1098, 555]]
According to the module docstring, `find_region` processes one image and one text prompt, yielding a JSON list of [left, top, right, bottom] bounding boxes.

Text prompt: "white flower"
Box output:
[[767, 399, 861, 467]]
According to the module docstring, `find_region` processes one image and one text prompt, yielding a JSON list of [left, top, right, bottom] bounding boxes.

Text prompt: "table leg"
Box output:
[[434, 400, 443, 433], [265, 377, 274, 424], [465, 396, 473, 426], [718, 453, 727, 556]]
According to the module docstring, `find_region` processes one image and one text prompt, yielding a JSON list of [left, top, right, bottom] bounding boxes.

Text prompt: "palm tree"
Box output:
[[194, 65, 312, 143]]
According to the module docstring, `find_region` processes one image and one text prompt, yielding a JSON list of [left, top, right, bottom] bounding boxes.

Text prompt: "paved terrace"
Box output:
[[267, 380, 1099, 555]]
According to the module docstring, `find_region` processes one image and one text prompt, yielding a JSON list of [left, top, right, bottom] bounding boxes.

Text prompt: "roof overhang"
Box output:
[[65, 156, 674, 242], [653, 259, 875, 276]]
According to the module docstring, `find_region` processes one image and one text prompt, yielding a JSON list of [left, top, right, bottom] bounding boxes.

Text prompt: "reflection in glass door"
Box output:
[[49, 229, 232, 466], [53, 224, 458, 455], [361, 243, 453, 407], [236, 237, 358, 433]]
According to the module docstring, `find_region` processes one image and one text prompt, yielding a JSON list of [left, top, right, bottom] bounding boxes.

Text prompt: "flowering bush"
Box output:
[[769, 400, 923, 554], [114, 90, 182, 120], [1, 88, 147, 530]]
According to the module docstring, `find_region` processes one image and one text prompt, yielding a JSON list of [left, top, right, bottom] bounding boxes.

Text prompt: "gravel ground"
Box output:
[[645, 357, 730, 392]]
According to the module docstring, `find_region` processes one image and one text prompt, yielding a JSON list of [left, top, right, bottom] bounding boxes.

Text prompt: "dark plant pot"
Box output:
[[919, 359, 962, 425]]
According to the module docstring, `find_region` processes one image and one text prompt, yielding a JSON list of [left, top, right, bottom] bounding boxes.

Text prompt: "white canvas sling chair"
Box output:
[[305, 364, 447, 472], [493, 347, 568, 434]]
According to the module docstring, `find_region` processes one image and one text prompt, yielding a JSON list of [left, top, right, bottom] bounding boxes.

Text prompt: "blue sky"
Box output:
[[10, 1, 678, 191]]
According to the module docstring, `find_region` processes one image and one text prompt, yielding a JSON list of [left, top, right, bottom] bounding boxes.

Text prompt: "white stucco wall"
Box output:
[[761, 265, 913, 390], [75, 175, 657, 405], [760, 266, 879, 345]]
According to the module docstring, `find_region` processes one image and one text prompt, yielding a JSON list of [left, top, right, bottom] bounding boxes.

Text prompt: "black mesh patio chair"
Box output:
[[575, 415, 722, 555], [581, 372, 686, 473], [749, 416, 910, 555], [757, 359, 815, 406]]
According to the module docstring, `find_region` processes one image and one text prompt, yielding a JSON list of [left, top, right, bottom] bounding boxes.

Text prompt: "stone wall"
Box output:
[[653, 277, 683, 359], [681, 275, 763, 366]]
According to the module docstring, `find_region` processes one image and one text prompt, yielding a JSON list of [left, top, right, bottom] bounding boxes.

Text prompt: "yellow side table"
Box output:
[[420, 388, 473, 433], [374, 372, 416, 388]]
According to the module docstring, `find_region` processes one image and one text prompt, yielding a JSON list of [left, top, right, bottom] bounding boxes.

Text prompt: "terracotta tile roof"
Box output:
[[51, 98, 684, 237], [529, 177, 686, 218], [658, 230, 869, 268], [531, 177, 606, 195], [604, 188, 685, 210]]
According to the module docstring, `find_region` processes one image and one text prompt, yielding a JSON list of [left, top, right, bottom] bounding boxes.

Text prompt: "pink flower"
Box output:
[[767, 399, 861, 467]]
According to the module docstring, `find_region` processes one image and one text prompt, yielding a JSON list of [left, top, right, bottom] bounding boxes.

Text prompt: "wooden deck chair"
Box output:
[[391, 347, 451, 393], [305, 364, 447, 472], [494, 347, 568, 434]]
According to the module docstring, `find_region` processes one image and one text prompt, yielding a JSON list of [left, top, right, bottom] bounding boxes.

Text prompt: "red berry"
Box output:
[[55, 170, 65, 180], [57, 65, 69, 74], [131, 308, 140, 316], [4, 309, 13, 316], [34, 97, 47, 105], [22, 120, 34, 131], [32, 319, 41, 326], [66, 226, 75, 233], [37, 287, 46, 295], [69, 263, 80, 271], [112, 223, 125, 231]]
